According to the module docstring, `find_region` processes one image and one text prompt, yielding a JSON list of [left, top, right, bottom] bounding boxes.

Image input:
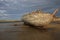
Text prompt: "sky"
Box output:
[[0, 0, 60, 20]]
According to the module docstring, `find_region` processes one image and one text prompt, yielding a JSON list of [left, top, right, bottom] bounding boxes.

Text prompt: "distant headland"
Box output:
[[0, 20, 21, 23]]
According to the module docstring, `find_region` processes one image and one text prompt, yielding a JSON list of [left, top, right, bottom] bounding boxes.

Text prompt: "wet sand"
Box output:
[[0, 22, 60, 40]]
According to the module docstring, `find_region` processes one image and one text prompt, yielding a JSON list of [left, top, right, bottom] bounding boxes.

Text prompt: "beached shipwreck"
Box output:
[[21, 9, 60, 30]]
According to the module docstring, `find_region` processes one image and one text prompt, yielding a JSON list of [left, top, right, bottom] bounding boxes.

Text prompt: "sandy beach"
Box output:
[[0, 22, 60, 40]]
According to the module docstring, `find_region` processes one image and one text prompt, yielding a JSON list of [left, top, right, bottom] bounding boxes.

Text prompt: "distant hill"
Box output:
[[0, 20, 21, 23]]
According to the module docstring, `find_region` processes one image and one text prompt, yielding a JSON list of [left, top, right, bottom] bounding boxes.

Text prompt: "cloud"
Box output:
[[0, 0, 51, 10], [0, 0, 59, 20], [0, 0, 49, 8], [0, 10, 6, 13], [0, 10, 9, 19]]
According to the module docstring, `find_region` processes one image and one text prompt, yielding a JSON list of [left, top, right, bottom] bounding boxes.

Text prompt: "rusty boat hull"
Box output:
[[22, 13, 53, 27]]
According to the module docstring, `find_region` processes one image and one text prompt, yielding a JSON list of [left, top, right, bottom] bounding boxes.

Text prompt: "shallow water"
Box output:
[[0, 22, 60, 40]]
